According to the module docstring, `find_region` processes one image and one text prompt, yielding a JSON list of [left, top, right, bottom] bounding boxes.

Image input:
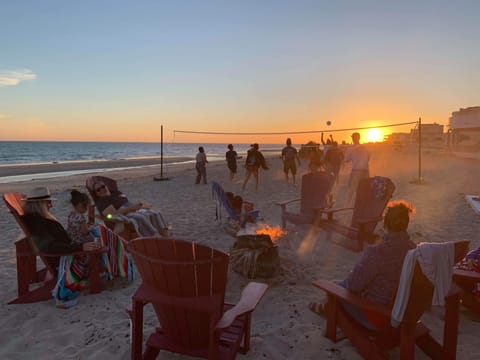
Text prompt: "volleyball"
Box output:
[[326, 121, 332, 126]]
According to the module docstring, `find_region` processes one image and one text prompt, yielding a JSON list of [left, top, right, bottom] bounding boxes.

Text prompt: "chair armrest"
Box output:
[[313, 279, 391, 317], [275, 198, 300, 207], [314, 207, 355, 215], [39, 246, 107, 257], [355, 216, 383, 226], [216, 282, 268, 329], [453, 268, 480, 281]]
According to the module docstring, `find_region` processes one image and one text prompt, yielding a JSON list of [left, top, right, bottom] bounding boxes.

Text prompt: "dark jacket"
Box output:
[[21, 213, 83, 254]]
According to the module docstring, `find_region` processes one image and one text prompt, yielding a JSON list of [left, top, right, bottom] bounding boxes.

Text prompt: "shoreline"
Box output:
[[0, 156, 194, 182]]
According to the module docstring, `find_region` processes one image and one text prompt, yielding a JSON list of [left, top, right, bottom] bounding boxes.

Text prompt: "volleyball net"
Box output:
[[171, 120, 419, 145]]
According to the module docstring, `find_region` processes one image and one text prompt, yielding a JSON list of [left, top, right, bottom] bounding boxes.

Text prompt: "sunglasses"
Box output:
[[95, 185, 106, 192]]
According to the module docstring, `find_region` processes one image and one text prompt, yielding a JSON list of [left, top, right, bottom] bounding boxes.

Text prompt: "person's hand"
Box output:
[[83, 242, 101, 251]]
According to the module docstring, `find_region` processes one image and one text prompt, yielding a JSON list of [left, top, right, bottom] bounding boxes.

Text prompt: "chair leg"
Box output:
[[399, 322, 416, 360], [131, 300, 145, 360], [325, 294, 338, 341], [443, 292, 460, 360], [241, 313, 252, 353]]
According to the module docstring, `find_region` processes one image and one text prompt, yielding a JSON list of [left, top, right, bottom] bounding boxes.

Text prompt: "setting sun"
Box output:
[[365, 128, 383, 143]]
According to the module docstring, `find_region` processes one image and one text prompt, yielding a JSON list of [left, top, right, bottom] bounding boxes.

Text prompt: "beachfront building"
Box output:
[[385, 123, 444, 147], [410, 123, 445, 148], [448, 107, 480, 151], [385, 132, 411, 145]]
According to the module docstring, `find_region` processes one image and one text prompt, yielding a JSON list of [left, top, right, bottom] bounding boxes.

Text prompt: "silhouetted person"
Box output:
[[281, 138, 301, 186]]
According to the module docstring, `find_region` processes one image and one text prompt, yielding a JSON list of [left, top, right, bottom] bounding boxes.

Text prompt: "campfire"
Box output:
[[254, 224, 287, 243]]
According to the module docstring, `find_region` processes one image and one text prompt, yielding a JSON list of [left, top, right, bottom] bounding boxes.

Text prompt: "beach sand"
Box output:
[[1, 144, 480, 359]]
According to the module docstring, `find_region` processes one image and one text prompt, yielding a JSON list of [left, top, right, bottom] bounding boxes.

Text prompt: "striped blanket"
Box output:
[[53, 224, 134, 307], [98, 224, 134, 281]]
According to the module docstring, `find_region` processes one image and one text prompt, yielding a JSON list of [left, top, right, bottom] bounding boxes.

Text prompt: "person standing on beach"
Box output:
[[281, 138, 301, 186], [242, 143, 268, 192], [344, 132, 370, 203], [195, 146, 208, 184], [225, 144, 238, 182], [323, 141, 344, 185]]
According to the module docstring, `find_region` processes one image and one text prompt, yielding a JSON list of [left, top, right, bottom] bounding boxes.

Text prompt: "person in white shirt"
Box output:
[[195, 146, 208, 184], [344, 132, 370, 203]]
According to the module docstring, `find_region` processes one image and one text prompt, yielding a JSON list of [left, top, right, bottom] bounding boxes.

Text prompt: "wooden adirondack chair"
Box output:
[[127, 237, 268, 360], [315, 176, 395, 252], [3, 192, 104, 304], [276, 171, 335, 229], [85, 175, 138, 239], [313, 241, 469, 360], [453, 268, 480, 315]]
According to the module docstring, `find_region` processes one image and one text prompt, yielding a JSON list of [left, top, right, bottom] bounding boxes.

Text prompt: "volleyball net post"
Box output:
[[154, 125, 171, 182], [409, 117, 427, 185]]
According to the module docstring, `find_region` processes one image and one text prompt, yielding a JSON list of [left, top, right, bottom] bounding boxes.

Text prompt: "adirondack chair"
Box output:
[[86, 175, 138, 239], [212, 181, 260, 235], [276, 171, 335, 229], [127, 237, 268, 360], [315, 176, 395, 252], [313, 240, 469, 360], [3, 192, 104, 304]]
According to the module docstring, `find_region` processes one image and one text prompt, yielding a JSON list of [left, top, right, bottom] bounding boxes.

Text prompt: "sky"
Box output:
[[1, 0, 479, 144]]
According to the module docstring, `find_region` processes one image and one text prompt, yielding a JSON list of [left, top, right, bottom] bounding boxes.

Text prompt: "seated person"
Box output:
[[67, 189, 98, 244], [226, 191, 243, 216], [92, 180, 169, 237], [22, 187, 101, 255], [309, 200, 416, 329]]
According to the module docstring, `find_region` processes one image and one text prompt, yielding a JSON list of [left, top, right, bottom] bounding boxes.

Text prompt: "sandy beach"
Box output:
[[1, 144, 480, 359]]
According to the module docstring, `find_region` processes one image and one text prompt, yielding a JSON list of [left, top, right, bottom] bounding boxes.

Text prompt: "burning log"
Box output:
[[230, 231, 281, 278]]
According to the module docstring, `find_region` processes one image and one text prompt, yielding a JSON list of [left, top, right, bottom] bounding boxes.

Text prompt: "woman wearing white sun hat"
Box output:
[[21, 186, 100, 254]]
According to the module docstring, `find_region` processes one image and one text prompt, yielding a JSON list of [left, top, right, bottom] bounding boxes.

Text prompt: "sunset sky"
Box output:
[[1, 0, 479, 144]]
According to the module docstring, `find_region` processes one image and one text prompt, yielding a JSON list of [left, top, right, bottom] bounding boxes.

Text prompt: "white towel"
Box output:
[[391, 242, 455, 327]]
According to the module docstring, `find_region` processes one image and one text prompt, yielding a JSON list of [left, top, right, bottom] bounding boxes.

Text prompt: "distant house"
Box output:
[[448, 107, 480, 150], [410, 123, 444, 146], [385, 132, 411, 145], [385, 123, 444, 146]]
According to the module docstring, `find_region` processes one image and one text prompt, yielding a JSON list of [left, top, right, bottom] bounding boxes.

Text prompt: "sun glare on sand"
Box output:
[[365, 128, 383, 143]]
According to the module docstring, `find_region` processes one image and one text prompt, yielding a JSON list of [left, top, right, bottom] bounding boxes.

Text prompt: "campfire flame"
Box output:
[[255, 224, 287, 242]]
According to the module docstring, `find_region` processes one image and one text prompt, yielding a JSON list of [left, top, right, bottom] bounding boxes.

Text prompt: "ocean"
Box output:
[[0, 141, 284, 183], [0, 141, 284, 165]]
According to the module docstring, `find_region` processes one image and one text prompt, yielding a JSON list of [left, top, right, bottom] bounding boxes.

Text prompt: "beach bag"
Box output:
[[230, 234, 280, 279]]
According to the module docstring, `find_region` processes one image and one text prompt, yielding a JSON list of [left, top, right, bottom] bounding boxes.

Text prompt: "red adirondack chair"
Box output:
[[313, 240, 469, 359], [3, 192, 104, 304], [315, 176, 395, 252], [127, 237, 268, 359], [276, 171, 335, 229]]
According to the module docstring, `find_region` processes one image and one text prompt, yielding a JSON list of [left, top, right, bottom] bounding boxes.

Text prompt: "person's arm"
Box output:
[[321, 132, 326, 145], [338, 247, 378, 294], [101, 203, 142, 217]]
